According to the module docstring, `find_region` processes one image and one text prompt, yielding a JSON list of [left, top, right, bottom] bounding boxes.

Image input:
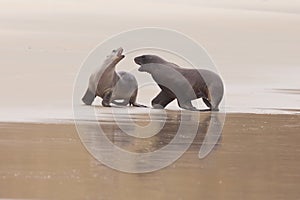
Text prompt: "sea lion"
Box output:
[[82, 48, 145, 107], [134, 55, 224, 111]]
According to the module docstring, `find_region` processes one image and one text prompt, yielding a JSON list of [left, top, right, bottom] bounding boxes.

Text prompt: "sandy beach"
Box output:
[[1, 0, 300, 199], [0, 112, 299, 200], [1, 0, 300, 119]]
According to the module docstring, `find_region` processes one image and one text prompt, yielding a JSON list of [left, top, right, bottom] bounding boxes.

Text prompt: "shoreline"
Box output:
[[0, 109, 299, 124]]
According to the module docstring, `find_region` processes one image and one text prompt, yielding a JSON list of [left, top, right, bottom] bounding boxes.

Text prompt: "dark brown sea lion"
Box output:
[[82, 48, 145, 107], [134, 55, 224, 111]]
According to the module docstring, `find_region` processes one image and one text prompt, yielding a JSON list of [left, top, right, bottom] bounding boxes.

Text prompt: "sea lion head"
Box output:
[[134, 55, 167, 66], [104, 47, 125, 66], [136, 63, 168, 74]]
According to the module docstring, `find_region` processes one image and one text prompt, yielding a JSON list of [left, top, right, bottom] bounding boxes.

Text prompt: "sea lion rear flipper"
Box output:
[[198, 109, 212, 112], [82, 88, 95, 105], [202, 98, 212, 109], [129, 89, 147, 108], [131, 102, 148, 108]]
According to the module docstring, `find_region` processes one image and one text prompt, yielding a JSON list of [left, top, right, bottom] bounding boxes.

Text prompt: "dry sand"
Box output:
[[0, 113, 299, 200]]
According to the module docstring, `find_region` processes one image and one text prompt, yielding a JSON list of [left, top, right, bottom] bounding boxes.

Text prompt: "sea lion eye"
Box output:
[[112, 50, 116, 53]]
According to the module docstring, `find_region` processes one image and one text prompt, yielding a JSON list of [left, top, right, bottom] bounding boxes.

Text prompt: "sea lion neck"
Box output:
[[148, 64, 175, 76], [106, 56, 124, 68]]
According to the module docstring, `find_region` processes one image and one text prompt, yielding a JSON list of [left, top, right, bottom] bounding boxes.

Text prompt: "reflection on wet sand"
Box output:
[[75, 108, 224, 173], [101, 111, 218, 154]]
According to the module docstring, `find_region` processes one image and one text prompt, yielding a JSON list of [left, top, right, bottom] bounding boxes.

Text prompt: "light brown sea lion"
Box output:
[[82, 48, 145, 107], [134, 55, 224, 111]]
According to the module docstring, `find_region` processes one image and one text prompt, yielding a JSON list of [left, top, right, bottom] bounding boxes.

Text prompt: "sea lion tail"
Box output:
[[82, 88, 95, 105]]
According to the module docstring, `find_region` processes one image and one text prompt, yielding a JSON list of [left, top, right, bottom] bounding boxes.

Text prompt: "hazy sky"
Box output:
[[1, 0, 300, 15]]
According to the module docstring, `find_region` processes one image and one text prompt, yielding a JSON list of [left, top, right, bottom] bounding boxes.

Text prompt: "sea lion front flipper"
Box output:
[[151, 91, 175, 109], [102, 89, 112, 107], [82, 88, 96, 105]]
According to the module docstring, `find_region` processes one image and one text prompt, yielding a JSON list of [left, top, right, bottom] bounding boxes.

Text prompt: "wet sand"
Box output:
[[0, 113, 299, 200]]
